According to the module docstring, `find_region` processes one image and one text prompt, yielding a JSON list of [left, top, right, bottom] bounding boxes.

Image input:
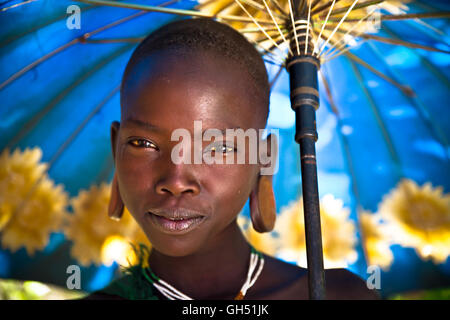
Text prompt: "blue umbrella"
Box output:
[[0, 0, 449, 298]]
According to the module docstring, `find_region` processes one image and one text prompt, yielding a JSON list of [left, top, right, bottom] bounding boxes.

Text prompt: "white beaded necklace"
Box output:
[[143, 248, 264, 300]]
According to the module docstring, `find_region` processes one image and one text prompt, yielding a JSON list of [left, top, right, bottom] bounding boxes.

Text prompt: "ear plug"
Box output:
[[108, 173, 124, 221], [250, 175, 276, 233]]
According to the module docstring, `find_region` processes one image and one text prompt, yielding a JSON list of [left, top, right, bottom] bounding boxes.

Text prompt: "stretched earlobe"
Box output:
[[249, 175, 276, 233], [108, 172, 124, 221]]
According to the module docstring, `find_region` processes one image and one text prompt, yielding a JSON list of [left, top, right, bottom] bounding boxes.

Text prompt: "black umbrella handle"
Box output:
[[287, 55, 326, 300]]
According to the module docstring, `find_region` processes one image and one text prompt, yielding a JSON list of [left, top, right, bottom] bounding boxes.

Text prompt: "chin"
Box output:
[[140, 227, 203, 257], [151, 238, 203, 257]]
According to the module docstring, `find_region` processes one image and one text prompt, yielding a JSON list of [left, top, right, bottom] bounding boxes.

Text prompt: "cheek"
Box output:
[[116, 148, 156, 214], [205, 164, 257, 218]]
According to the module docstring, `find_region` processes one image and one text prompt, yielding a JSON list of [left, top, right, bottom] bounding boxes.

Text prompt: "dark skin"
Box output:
[[105, 50, 378, 300]]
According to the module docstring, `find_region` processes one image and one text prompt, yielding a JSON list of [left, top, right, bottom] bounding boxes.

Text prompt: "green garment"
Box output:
[[93, 265, 160, 300], [88, 243, 160, 300], [87, 244, 262, 300]]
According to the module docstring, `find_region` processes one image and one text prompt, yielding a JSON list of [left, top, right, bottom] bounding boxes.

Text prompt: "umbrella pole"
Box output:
[[288, 55, 326, 300], [287, 2, 326, 299]]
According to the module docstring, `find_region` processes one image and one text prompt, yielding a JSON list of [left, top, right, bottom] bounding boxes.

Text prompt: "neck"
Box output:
[[147, 221, 252, 299]]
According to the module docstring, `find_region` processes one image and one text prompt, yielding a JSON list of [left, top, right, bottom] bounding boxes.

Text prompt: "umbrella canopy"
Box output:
[[0, 0, 449, 298]]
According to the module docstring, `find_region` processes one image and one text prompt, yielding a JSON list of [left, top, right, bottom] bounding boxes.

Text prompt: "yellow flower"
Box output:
[[64, 183, 151, 267], [359, 211, 394, 270], [0, 148, 68, 255], [378, 179, 450, 264], [237, 214, 277, 255], [276, 194, 358, 269]]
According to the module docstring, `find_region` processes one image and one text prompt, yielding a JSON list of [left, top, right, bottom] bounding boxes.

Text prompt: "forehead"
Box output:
[[120, 51, 266, 131]]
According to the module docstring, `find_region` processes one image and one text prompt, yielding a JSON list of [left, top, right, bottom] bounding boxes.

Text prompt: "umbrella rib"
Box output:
[[75, 0, 210, 18], [269, 0, 287, 16], [0, 9, 147, 90], [254, 32, 288, 51], [321, 64, 373, 277], [304, 0, 312, 55], [401, 16, 447, 45], [317, 0, 359, 56], [311, 0, 341, 15], [264, 57, 284, 67], [325, 0, 383, 17], [234, 0, 288, 60], [313, 0, 337, 55], [310, 0, 322, 10], [347, 59, 403, 173], [239, 26, 286, 33], [366, 42, 450, 155], [0, 3, 98, 49], [0, 38, 78, 91], [343, 51, 415, 97], [4, 44, 134, 151], [257, 32, 291, 57], [82, 37, 145, 43], [262, 0, 293, 56], [0, 0, 37, 12], [75, 0, 277, 25], [206, 1, 236, 19], [382, 25, 450, 89], [269, 64, 284, 89], [320, 64, 363, 207], [195, 0, 219, 9], [254, 29, 284, 41], [248, 38, 285, 65], [240, 0, 285, 20], [240, 0, 264, 11], [1, 48, 131, 230], [410, 17, 444, 37], [0, 0, 181, 90], [47, 85, 121, 169], [287, 0, 300, 55], [339, 12, 450, 22], [321, 5, 377, 57], [380, 11, 450, 21], [318, 70, 339, 116], [323, 40, 367, 62], [352, 32, 450, 54]]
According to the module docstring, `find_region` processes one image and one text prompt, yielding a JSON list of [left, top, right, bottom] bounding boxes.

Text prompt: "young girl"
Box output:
[[86, 18, 377, 300]]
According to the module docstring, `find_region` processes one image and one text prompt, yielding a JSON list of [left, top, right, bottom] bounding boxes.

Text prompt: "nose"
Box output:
[[155, 163, 200, 197]]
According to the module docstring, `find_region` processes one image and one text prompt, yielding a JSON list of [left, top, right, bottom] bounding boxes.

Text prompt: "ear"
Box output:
[[108, 121, 124, 221], [249, 133, 278, 233], [110, 121, 120, 161]]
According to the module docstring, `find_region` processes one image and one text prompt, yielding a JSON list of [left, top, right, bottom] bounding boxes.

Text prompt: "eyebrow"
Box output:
[[122, 118, 160, 132], [122, 118, 242, 136]]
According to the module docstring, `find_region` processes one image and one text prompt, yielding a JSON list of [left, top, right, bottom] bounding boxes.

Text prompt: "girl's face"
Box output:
[[112, 51, 267, 257]]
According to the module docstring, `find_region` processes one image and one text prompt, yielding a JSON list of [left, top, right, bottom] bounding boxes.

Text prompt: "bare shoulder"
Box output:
[[247, 254, 309, 300], [323, 268, 380, 300], [248, 255, 379, 300]]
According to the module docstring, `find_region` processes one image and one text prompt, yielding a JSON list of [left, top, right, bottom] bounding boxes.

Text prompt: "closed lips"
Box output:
[[147, 208, 207, 233], [148, 208, 206, 220]]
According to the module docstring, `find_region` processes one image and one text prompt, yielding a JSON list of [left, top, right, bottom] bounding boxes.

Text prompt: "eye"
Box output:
[[204, 141, 236, 154], [128, 138, 159, 150]]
